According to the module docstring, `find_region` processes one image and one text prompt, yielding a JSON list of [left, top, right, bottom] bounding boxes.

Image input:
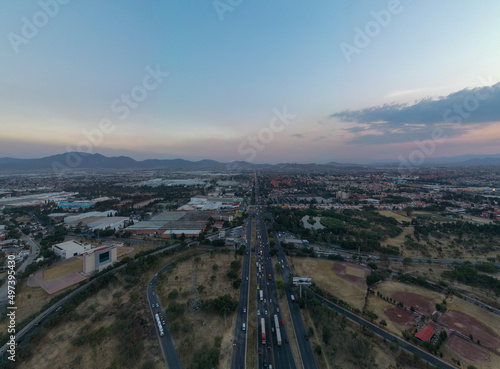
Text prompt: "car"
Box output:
[[305, 335, 309, 340], [271, 327, 274, 333], [267, 282, 269, 286], [264, 299, 266, 303], [281, 320, 284, 325], [265, 310, 268, 315], [285, 338, 289, 343], [246, 277, 249, 280], [156, 303, 159, 308], [243, 308, 246, 313], [259, 348, 263, 355], [257, 310, 260, 315], [276, 308, 280, 313], [151, 304, 154, 308]]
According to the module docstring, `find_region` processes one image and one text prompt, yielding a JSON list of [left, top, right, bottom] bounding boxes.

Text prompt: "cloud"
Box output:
[[291, 133, 305, 138], [331, 82, 500, 144], [313, 136, 327, 142]]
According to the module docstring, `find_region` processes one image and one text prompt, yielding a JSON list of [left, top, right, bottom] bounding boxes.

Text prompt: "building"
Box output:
[[415, 325, 436, 342], [126, 210, 212, 238], [58, 200, 95, 210], [87, 217, 129, 231], [82, 244, 118, 274], [52, 240, 93, 259]]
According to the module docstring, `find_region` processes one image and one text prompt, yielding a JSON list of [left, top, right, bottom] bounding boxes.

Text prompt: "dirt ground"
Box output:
[[158, 251, 241, 368], [364, 293, 415, 337], [43, 258, 83, 280], [291, 258, 368, 311], [376, 281, 444, 310], [391, 291, 436, 315], [444, 294, 500, 351], [439, 310, 500, 351], [441, 335, 500, 369]]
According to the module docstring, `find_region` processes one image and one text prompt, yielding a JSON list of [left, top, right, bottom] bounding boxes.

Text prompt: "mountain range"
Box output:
[[0, 152, 500, 171]]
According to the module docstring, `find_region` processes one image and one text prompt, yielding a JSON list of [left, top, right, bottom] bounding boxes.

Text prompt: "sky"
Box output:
[[1, 0, 500, 164]]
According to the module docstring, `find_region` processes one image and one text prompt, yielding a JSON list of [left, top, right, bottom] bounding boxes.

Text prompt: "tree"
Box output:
[[403, 257, 413, 267], [413, 352, 421, 364], [227, 269, 237, 279], [275, 279, 285, 291], [232, 278, 242, 289], [322, 327, 332, 345], [314, 344, 322, 355]]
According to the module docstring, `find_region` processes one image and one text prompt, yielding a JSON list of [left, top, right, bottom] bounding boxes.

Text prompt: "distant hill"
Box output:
[[2, 151, 500, 172], [0, 153, 265, 171]]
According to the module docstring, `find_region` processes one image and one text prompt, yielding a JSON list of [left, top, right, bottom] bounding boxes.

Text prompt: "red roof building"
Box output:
[[415, 326, 436, 342]]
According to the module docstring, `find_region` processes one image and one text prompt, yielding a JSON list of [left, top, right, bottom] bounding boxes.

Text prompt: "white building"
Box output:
[[87, 217, 129, 231], [64, 210, 117, 224], [82, 244, 118, 275], [52, 240, 93, 259]]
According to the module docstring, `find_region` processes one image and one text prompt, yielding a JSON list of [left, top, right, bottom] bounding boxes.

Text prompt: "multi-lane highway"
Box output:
[[251, 177, 300, 369], [230, 207, 253, 369], [256, 208, 298, 369]]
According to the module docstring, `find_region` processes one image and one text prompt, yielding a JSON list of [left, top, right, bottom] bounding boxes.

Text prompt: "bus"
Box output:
[[273, 315, 282, 346], [261, 318, 266, 345]]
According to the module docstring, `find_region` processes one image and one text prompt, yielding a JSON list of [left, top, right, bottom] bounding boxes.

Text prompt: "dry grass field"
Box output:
[[376, 281, 445, 309], [291, 258, 368, 311], [43, 258, 83, 280], [364, 293, 413, 336], [158, 251, 241, 368], [379, 210, 411, 223]]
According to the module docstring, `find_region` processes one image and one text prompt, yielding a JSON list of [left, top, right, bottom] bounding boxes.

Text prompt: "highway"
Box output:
[[148, 264, 184, 369], [230, 207, 252, 369], [271, 228, 318, 369], [253, 177, 300, 369]]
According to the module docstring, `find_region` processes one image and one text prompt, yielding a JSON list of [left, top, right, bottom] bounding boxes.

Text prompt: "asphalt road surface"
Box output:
[[230, 207, 252, 369], [148, 263, 185, 369]]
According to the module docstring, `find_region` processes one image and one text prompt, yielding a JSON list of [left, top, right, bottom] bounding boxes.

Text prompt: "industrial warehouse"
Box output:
[[125, 210, 213, 238]]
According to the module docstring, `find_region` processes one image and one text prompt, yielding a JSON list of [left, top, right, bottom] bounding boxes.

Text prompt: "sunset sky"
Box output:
[[1, 1, 500, 164]]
